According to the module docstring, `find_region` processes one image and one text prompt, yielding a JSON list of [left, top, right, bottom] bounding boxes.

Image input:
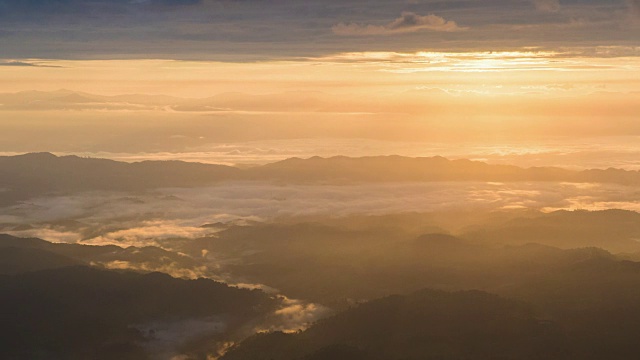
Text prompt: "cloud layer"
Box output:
[[533, 0, 561, 13], [3, 180, 640, 248], [333, 12, 465, 36], [0, 0, 637, 60]]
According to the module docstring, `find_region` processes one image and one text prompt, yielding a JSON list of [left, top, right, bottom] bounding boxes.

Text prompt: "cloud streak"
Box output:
[[533, 0, 561, 13], [83, 220, 214, 248], [0, 60, 60, 68], [101, 260, 209, 280], [333, 12, 466, 36]]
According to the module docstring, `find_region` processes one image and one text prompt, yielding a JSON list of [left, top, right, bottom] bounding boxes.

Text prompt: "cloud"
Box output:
[[4, 227, 83, 243], [4, 0, 203, 10], [82, 220, 217, 248], [332, 12, 466, 36], [0, 0, 637, 61], [533, 0, 561, 13], [629, 0, 640, 17], [256, 296, 333, 333], [0, 0, 636, 60], [4, 180, 640, 251], [0, 61, 37, 67], [132, 0, 203, 5], [232, 282, 280, 294], [0, 60, 60, 67], [100, 260, 210, 279]]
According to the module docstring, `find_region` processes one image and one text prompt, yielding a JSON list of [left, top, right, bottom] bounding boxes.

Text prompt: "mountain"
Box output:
[[221, 289, 567, 360], [0, 265, 276, 359], [183, 217, 636, 305], [0, 246, 81, 274], [3, 152, 640, 206], [0, 234, 210, 278], [249, 155, 640, 185], [463, 209, 640, 253], [0, 152, 241, 205], [225, 282, 640, 360], [248, 155, 558, 182]]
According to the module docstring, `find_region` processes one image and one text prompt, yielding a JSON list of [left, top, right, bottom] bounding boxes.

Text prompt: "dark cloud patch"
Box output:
[[333, 11, 466, 36], [533, 0, 561, 12], [629, 0, 640, 16], [0, 61, 37, 67], [0, 0, 203, 18], [135, 0, 203, 4], [0, 60, 61, 67], [0, 0, 203, 7]]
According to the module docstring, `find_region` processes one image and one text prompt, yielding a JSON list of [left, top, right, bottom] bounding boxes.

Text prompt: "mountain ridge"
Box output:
[[1, 152, 640, 207]]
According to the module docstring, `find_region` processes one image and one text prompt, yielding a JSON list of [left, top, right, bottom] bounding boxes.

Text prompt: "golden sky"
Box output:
[[0, 0, 638, 163], [2, 49, 639, 97]]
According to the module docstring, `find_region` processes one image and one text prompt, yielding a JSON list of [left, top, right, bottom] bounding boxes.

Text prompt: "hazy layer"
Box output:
[[2, 180, 639, 248]]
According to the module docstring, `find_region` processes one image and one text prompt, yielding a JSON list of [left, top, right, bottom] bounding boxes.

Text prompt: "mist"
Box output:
[[2, 179, 639, 250]]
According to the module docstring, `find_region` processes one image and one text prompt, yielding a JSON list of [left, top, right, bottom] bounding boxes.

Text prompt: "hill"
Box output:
[[463, 209, 640, 253], [222, 289, 567, 360], [0, 233, 212, 278], [0, 152, 241, 205], [0, 265, 276, 359], [3, 153, 640, 206]]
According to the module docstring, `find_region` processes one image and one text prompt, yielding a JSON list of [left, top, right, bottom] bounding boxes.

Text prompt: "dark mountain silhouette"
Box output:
[[303, 344, 372, 360], [222, 289, 567, 360], [178, 216, 640, 360], [0, 265, 276, 359], [0, 152, 241, 205], [185, 216, 636, 305], [0, 246, 81, 274], [256, 155, 640, 185], [225, 282, 640, 360], [502, 251, 640, 311], [3, 153, 640, 205], [247, 155, 573, 183], [497, 254, 640, 360]]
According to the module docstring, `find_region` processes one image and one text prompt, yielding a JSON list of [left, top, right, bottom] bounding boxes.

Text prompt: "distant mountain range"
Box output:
[[1, 152, 640, 206], [0, 152, 241, 205], [248, 155, 640, 184]]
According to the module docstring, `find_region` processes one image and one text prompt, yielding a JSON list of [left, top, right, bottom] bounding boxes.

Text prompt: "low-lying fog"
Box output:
[[2, 180, 639, 248]]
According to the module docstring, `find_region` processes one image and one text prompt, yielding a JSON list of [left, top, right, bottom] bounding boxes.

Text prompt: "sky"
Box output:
[[0, 0, 639, 166], [0, 0, 639, 60]]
